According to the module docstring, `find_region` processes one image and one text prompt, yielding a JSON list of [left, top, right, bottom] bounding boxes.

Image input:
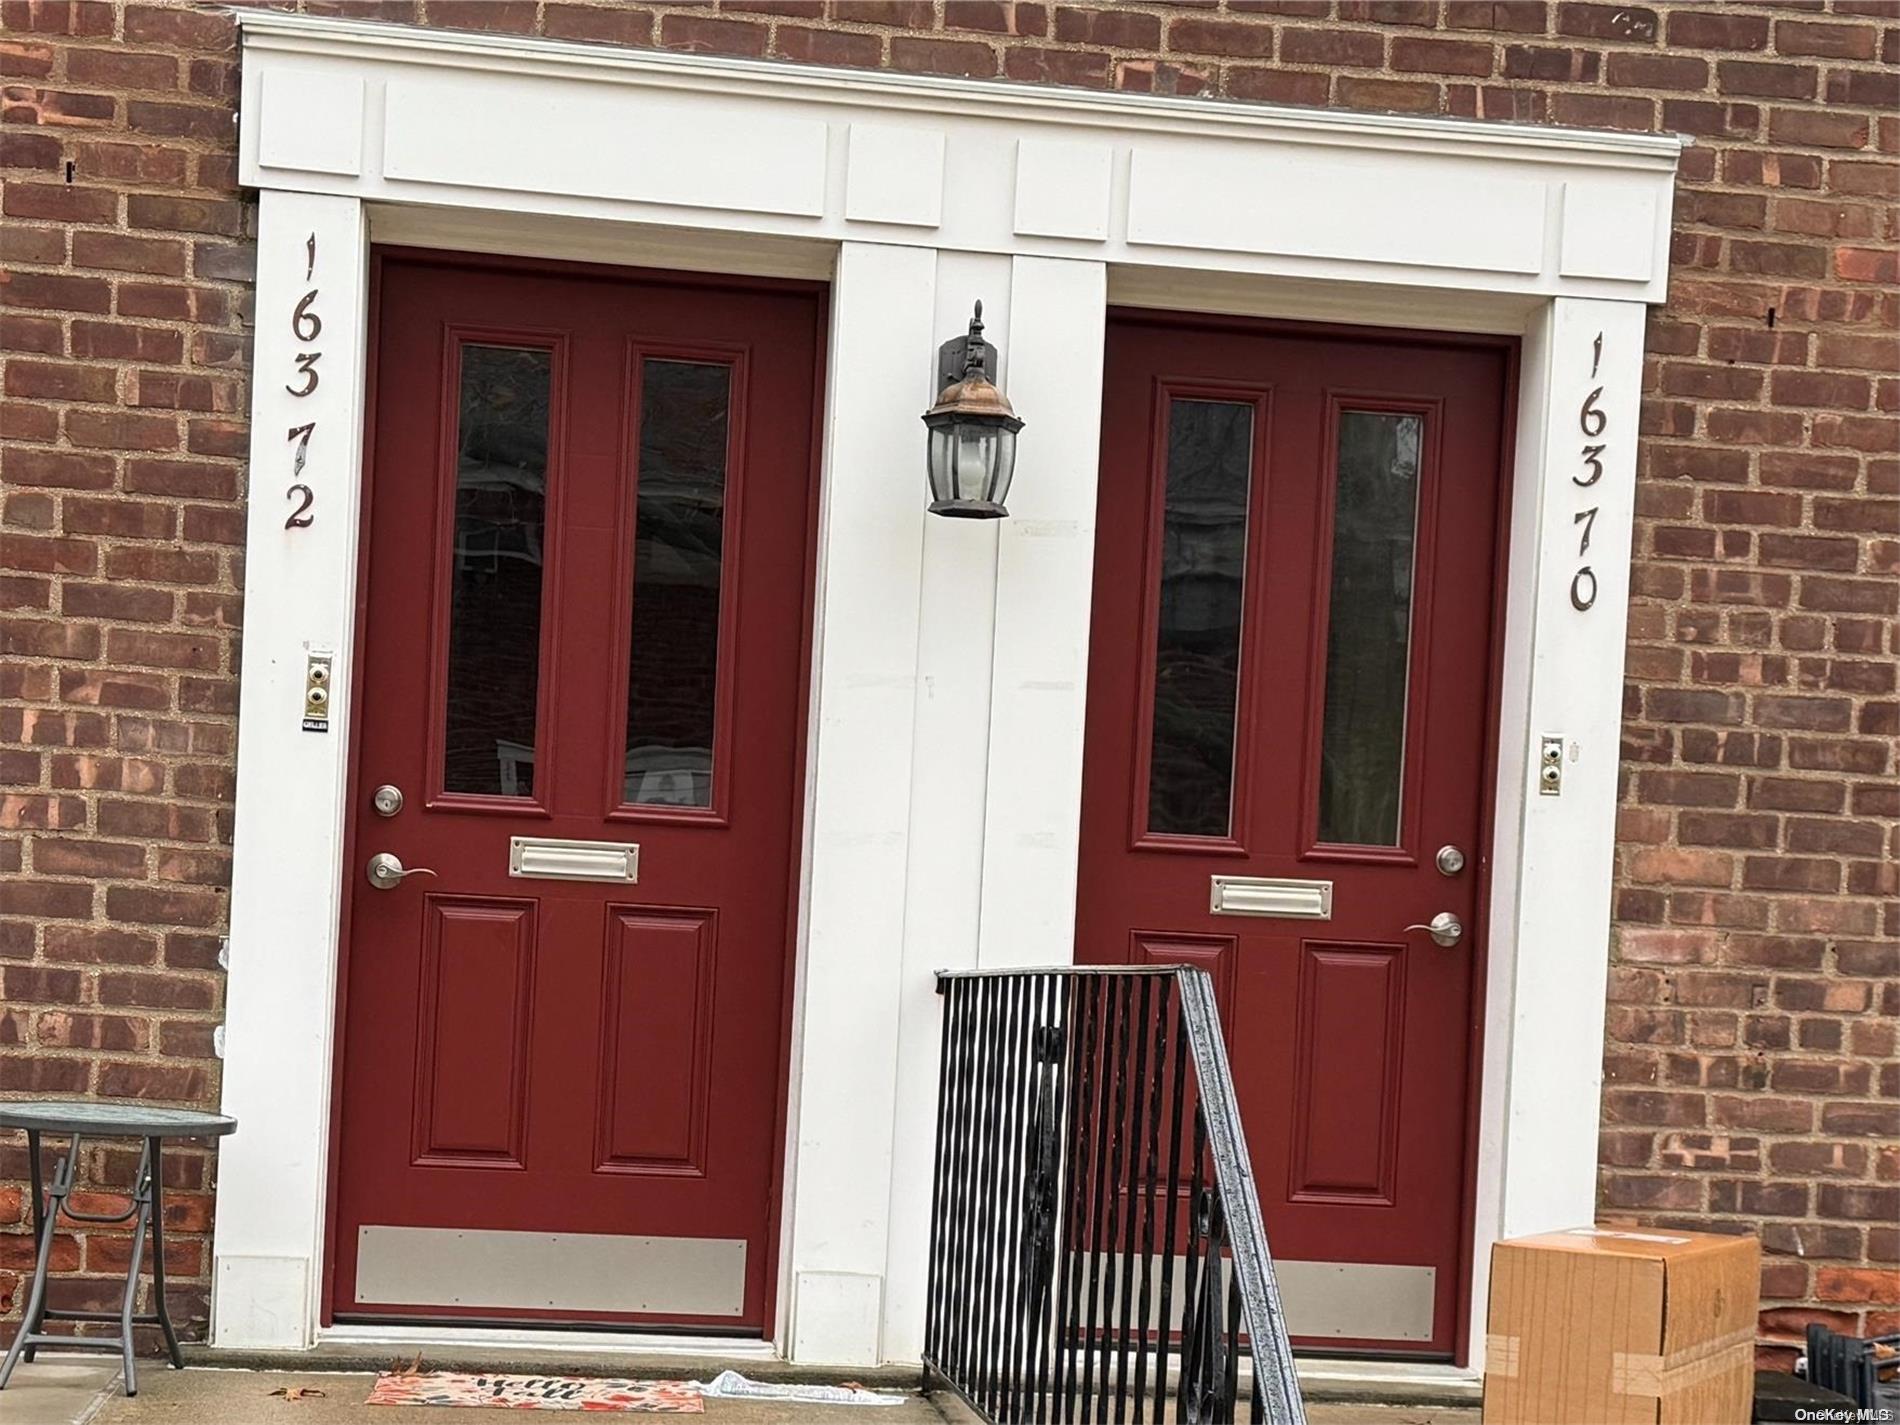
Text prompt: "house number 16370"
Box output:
[[1568, 332, 1608, 612]]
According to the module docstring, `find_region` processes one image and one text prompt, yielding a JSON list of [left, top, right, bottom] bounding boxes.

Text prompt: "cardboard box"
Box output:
[[1483, 1226, 1759, 1425]]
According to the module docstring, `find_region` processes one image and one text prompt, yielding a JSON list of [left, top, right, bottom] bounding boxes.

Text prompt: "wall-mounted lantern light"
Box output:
[[921, 301, 1024, 519]]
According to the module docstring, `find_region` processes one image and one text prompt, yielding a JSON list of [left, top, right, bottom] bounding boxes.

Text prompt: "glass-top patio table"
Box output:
[[0, 1100, 236, 1397]]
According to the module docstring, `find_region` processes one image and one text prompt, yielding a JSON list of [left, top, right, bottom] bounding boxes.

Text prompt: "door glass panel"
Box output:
[[1317, 411, 1423, 847], [1146, 398, 1254, 839], [443, 344, 551, 798], [623, 359, 733, 809]]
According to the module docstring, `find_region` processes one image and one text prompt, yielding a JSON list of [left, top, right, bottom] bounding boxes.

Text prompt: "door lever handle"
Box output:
[[1404, 911, 1463, 948], [366, 852, 437, 891]]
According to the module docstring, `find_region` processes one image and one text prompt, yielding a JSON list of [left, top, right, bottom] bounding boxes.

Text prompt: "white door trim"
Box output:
[[216, 12, 1680, 1370]]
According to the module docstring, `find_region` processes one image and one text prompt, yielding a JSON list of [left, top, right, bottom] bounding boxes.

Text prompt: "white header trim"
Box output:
[[237, 10, 1686, 171]]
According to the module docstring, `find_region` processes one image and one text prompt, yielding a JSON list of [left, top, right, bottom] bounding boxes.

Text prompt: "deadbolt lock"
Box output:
[[1435, 845, 1466, 876], [372, 784, 404, 818]]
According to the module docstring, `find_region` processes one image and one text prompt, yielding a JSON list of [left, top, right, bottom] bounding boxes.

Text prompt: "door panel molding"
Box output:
[[1288, 940, 1405, 1206], [594, 906, 718, 1177], [411, 896, 537, 1169]]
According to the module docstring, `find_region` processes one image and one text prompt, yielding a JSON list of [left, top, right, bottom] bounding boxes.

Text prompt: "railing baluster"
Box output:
[[1101, 974, 1129, 1424], [926, 978, 958, 1370], [1223, 1246, 1242, 1425], [1029, 975, 1067, 1425], [940, 979, 967, 1381], [1153, 992, 1188, 1423], [983, 976, 1012, 1416], [1079, 975, 1111, 1422], [1129, 976, 1167, 1424], [1177, 1106, 1208, 1425], [1001, 973, 1039, 1424], [1057, 974, 1100, 1425], [1112, 974, 1152, 1422], [980, 980, 1010, 1413]]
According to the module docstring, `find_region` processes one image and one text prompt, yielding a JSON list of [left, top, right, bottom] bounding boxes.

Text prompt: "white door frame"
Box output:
[[215, 11, 1681, 1371]]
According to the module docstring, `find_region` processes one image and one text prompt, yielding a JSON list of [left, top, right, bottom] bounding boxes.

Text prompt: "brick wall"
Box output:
[[2, 0, 1894, 1356]]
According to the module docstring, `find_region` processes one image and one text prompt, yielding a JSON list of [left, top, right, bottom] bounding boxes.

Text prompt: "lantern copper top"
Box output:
[[924, 302, 1024, 430]]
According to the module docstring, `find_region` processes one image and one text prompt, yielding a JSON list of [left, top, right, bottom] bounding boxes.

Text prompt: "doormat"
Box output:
[[367, 1372, 704, 1412]]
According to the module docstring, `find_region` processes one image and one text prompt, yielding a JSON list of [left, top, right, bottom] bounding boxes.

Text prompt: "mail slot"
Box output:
[[1209, 876, 1332, 919], [508, 836, 639, 883]]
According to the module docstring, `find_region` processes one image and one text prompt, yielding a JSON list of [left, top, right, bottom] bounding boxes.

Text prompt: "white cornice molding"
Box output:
[[235, 9, 1687, 173], [235, 8, 1682, 303]]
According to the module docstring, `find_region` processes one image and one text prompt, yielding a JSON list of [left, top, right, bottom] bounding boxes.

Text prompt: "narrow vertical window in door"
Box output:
[[623, 359, 733, 810], [1317, 410, 1423, 847], [443, 344, 553, 798], [1146, 398, 1255, 840]]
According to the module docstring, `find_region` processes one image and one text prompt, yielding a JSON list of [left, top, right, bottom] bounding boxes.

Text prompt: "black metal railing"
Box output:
[[924, 967, 1306, 1425]]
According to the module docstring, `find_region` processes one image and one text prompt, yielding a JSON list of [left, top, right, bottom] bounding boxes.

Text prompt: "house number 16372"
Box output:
[[283, 232, 321, 529]]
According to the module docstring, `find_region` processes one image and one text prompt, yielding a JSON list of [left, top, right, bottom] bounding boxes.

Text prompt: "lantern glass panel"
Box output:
[[952, 424, 999, 502], [989, 426, 1017, 506]]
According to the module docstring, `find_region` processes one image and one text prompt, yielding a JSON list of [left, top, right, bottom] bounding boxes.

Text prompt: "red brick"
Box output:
[[0, 271, 111, 314], [1281, 28, 1383, 67], [541, 3, 654, 45], [1769, 109, 1871, 150], [1390, 36, 1494, 76], [122, 3, 231, 48], [1002, 45, 1111, 87], [1555, 2, 1657, 43], [1774, 20, 1879, 61], [3, 359, 116, 403], [658, 14, 770, 58], [1053, 6, 1160, 48], [1718, 60, 1818, 101], [1666, 10, 1768, 51], [124, 99, 232, 143], [1167, 16, 1273, 58], [1335, 75, 1441, 113], [1, 447, 115, 490], [777, 25, 884, 67]]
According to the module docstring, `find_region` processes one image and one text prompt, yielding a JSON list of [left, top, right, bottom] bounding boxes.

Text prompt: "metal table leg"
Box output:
[[0, 1134, 170, 1397], [22, 1130, 43, 1366], [146, 1138, 183, 1369], [0, 1132, 79, 1391]]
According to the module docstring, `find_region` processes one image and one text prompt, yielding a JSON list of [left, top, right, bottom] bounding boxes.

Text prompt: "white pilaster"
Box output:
[[876, 251, 1010, 1364], [212, 191, 369, 1349], [784, 241, 937, 1367], [1470, 295, 1646, 1363], [975, 257, 1108, 969]]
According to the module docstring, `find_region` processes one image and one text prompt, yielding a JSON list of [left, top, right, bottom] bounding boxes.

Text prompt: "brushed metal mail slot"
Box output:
[[508, 836, 639, 883], [1209, 875, 1332, 919]]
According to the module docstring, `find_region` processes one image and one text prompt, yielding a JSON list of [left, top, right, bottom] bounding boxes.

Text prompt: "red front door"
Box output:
[[1076, 314, 1509, 1357], [331, 252, 820, 1331]]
